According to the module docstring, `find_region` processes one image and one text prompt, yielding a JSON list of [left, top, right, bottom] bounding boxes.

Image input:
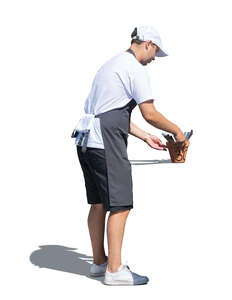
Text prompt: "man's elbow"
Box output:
[[143, 110, 159, 124]]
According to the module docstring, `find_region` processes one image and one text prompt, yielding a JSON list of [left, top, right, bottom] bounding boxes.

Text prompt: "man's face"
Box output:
[[141, 42, 159, 65]]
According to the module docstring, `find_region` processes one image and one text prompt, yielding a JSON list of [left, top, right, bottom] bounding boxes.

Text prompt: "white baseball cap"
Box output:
[[132, 25, 168, 57]]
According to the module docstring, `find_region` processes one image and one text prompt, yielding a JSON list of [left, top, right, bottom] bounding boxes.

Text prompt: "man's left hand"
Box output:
[[144, 135, 168, 151]]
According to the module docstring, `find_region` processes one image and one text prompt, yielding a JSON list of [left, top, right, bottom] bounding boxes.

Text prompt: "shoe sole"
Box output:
[[103, 279, 148, 286]]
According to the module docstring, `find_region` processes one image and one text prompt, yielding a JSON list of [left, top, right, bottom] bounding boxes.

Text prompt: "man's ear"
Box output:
[[145, 40, 152, 49]]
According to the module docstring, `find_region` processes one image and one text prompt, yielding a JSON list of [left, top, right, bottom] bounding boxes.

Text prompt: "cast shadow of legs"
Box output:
[[30, 245, 104, 283]]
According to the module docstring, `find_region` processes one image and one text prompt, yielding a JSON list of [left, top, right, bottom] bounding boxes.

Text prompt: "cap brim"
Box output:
[[156, 48, 168, 57]]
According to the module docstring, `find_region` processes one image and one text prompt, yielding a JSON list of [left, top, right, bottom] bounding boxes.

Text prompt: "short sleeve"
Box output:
[[131, 68, 154, 104]]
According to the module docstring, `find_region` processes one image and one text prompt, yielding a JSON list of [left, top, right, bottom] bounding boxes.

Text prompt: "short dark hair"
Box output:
[[130, 27, 144, 45]]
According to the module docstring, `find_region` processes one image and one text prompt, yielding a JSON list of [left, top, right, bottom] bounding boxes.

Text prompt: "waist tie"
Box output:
[[71, 113, 95, 153]]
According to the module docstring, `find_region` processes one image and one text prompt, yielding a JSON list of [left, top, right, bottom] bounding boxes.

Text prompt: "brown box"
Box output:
[[166, 141, 190, 163]]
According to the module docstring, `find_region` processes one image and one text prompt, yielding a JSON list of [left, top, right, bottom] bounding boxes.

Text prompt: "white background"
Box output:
[[1, 0, 231, 299]]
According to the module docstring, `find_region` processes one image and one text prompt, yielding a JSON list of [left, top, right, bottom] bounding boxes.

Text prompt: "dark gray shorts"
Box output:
[[76, 146, 133, 212]]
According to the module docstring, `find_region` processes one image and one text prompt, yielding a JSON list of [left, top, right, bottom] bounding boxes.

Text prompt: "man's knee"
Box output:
[[110, 208, 131, 216], [91, 203, 104, 210]]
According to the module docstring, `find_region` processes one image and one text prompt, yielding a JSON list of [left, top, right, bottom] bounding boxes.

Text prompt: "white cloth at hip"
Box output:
[[72, 113, 104, 149], [74, 113, 95, 131]]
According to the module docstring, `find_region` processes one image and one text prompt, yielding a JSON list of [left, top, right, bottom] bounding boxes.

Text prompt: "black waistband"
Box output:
[[95, 99, 136, 118]]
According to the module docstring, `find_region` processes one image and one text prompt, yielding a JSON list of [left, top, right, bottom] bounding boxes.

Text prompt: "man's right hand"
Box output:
[[174, 130, 190, 148]]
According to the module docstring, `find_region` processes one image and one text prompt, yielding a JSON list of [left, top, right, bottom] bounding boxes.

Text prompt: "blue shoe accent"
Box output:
[[126, 266, 149, 285], [131, 271, 149, 285]]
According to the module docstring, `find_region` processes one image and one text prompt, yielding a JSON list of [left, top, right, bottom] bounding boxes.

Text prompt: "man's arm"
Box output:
[[138, 100, 180, 135], [129, 121, 152, 142], [138, 100, 186, 143]]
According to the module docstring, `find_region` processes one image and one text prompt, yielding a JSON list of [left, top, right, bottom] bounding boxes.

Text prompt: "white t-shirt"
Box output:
[[75, 50, 154, 149]]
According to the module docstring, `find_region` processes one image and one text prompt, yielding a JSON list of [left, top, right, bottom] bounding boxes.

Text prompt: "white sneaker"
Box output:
[[89, 257, 108, 277], [104, 264, 149, 286]]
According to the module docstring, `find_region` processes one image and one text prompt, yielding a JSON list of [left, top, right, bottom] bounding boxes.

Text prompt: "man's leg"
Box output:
[[107, 209, 130, 273], [88, 203, 107, 265]]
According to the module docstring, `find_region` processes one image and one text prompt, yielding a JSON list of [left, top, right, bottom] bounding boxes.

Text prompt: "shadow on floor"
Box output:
[[30, 245, 105, 284], [129, 159, 172, 165]]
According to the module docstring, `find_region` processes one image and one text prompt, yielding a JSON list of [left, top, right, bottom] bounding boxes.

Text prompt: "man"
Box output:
[[72, 25, 189, 285]]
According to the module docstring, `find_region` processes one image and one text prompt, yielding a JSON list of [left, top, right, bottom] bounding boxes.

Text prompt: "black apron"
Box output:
[[94, 98, 137, 207], [72, 49, 137, 207]]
